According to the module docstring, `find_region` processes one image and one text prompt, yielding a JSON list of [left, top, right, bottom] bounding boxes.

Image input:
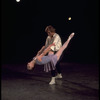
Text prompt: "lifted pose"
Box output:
[[27, 33, 75, 71]]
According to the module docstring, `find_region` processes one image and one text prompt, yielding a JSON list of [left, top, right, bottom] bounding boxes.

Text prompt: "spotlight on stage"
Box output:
[[16, 0, 20, 2], [68, 17, 71, 20]]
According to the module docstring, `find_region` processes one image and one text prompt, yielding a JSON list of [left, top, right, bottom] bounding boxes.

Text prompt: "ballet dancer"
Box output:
[[27, 32, 75, 73]]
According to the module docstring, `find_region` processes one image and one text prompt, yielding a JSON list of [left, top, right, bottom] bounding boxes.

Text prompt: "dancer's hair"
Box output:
[[45, 25, 56, 33]]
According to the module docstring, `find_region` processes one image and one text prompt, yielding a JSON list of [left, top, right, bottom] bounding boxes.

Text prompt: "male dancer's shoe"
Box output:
[[49, 77, 56, 85], [55, 73, 62, 79]]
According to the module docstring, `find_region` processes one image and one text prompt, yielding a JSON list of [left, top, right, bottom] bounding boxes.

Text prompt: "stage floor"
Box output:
[[1, 63, 99, 100]]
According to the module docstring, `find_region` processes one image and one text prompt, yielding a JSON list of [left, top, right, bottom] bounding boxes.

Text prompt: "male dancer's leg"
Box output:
[[50, 52, 63, 77], [56, 53, 63, 73], [49, 33, 74, 85]]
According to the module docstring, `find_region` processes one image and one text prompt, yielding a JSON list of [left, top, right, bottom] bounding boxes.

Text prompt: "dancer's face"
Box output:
[[47, 31, 54, 37]]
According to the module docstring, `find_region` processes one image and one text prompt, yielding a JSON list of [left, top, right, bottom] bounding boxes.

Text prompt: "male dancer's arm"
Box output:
[[27, 45, 48, 70], [37, 43, 55, 61], [37, 46, 46, 55], [41, 43, 55, 56]]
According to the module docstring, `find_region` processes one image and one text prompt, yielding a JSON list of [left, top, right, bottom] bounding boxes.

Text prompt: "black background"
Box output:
[[1, 0, 99, 64]]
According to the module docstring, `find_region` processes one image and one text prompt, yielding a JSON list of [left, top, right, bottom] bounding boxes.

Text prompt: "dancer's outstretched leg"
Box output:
[[55, 32, 75, 61]]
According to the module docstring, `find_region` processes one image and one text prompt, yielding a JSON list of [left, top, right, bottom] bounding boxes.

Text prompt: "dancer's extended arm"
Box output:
[[41, 43, 55, 56], [37, 46, 45, 55], [27, 43, 55, 70], [37, 43, 55, 61]]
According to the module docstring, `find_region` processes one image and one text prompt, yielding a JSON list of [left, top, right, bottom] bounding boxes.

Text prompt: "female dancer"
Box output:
[[27, 32, 75, 72]]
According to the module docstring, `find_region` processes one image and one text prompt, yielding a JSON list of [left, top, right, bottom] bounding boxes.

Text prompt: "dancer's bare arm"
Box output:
[[27, 46, 45, 70], [41, 43, 55, 56], [37, 43, 55, 61], [28, 43, 55, 67], [37, 46, 46, 55], [36, 43, 53, 57]]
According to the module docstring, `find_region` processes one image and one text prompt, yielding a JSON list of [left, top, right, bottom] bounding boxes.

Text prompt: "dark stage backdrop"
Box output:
[[1, 0, 99, 64]]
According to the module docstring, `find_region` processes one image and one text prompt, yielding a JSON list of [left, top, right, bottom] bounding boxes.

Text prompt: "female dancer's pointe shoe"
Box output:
[[69, 32, 75, 40]]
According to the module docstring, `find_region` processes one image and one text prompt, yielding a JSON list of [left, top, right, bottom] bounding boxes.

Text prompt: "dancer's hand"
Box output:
[[68, 32, 75, 40]]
